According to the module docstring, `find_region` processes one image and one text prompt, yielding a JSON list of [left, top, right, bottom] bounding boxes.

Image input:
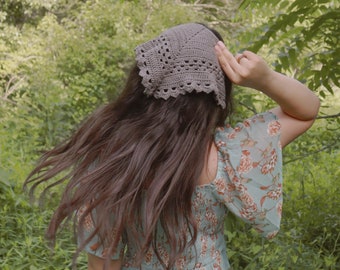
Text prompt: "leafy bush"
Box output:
[[1, 0, 339, 269]]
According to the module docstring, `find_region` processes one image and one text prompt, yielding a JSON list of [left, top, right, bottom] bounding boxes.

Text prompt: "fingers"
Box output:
[[242, 50, 258, 61], [235, 53, 245, 63], [214, 41, 246, 83], [214, 45, 235, 80], [215, 42, 271, 89], [216, 42, 241, 70], [215, 41, 238, 64]]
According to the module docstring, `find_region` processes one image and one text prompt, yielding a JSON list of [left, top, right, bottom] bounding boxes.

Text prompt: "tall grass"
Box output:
[[1, 139, 339, 269]]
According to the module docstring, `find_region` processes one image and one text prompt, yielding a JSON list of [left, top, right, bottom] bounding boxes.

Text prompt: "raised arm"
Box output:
[[215, 41, 320, 147]]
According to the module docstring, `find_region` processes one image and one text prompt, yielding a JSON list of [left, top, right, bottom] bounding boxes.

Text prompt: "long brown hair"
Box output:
[[25, 26, 233, 269]]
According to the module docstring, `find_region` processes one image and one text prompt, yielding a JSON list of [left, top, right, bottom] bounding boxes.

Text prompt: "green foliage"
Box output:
[[0, 176, 87, 269], [233, 0, 340, 164], [0, 0, 201, 160], [0, 0, 339, 269], [238, 0, 340, 99], [0, 0, 86, 26]]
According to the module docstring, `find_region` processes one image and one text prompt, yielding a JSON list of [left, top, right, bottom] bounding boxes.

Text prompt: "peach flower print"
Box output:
[[261, 149, 278, 174], [236, 183, 247, 193], [227, 126, 242, 139], [194, 263, 203, 269], [242, 138, 257, 147], [267, 120, 281, 136], [232, 175, 241, 184], [193, 191, 205, 207], [215, 140, 226, 148], [157, 244, 169, 266], [224, 164, 235, 178], [267, 230, 279, 239], [277, 202, 283, 218], [240, 207, 256, 221], [212, 250, 222, 269], [240, 191, 256, 208], [145, 249, 153, 264], [238, 150, 253, 173], [267, 185, 282, 200], [226, 183, 236, 192], [243, 119, 251, 128], [77, 205, 94, 231], [214, 178, 227, 195], [175, 256, 187, 269], [205, 209, 218, 227], [200, 235, 208, 257]]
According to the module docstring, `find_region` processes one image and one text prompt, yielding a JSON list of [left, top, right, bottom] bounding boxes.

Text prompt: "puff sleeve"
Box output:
[[213, 112, 282, 238]]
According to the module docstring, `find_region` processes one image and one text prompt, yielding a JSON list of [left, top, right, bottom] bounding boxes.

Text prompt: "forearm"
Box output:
[[215, 43, 320, 147], [259, 71, 320, 121]]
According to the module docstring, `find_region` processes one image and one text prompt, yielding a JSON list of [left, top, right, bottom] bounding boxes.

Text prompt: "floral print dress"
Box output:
[[80, 112, 283, 269]]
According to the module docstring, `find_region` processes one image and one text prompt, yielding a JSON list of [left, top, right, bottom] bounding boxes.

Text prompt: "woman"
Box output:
[[25, 23, 320, 269]]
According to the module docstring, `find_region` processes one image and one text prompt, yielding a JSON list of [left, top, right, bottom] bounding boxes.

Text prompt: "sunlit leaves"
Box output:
[[239, 0, 339, 99], [0, 0, 339, 269]]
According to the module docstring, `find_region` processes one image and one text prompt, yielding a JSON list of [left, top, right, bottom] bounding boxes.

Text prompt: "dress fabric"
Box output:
[[80, 112, 283, 269]]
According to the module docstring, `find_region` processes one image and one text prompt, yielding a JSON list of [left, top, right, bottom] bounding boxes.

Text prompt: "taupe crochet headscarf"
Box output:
[[135, 23, 226, 108]]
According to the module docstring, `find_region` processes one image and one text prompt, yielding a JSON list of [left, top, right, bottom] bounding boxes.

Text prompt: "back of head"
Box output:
[[135, 22, 229, 109]]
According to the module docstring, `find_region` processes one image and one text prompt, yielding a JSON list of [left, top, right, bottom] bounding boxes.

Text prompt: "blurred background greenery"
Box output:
[[0, 0, 339, 269]]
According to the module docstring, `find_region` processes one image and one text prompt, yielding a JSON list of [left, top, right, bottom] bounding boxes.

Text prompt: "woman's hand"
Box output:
[[215, 41, 320, 147], [214, 41, 274, 91]]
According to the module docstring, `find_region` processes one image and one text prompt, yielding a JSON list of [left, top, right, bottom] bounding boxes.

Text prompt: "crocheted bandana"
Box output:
[[135, 23, 226, 108]]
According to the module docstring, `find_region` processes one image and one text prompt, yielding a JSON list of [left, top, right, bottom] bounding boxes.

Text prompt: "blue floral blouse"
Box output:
[[78, 112, 283, 269]]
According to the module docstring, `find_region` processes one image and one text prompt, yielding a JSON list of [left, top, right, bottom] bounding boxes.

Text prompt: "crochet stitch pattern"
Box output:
[[135, 23, 226, 108]]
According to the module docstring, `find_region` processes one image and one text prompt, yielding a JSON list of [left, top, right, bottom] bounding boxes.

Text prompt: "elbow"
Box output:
[[305, 95, 321, 121], [308, 96, 321, 120], [293, 96, 320, 121]]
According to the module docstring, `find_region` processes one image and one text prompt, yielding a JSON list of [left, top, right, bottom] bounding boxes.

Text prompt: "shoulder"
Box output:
[[213, 111, 282, 183], [209, 112, 283, 238], [215, 112, 281, 144], [214, 112, 281, 159]]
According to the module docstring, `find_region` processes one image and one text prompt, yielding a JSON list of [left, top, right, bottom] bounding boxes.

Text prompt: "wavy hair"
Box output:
[[25, 25, 233, 269]]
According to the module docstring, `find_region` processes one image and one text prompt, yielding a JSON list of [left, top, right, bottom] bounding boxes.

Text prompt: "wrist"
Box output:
[[257, 70, 281, 94]]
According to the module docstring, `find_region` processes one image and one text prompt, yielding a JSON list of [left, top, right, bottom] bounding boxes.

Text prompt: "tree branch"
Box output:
[[5, 75, 26, 98], [238, 101, 258, 114], [141, 0, 154, 33], [316, 113, 340, 119], [0, 96, 16, 104], [283, 141, 339, 165]]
